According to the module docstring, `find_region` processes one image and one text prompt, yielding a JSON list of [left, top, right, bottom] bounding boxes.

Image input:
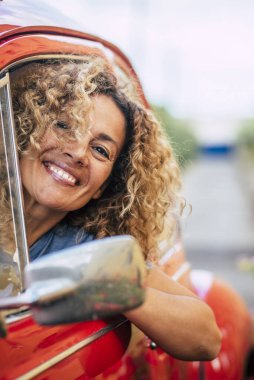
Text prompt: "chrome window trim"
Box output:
[[0, 54, 88, 76], [0, 72, 29, 289], [16, 317, 128, 380], [172, 262, 191, 282], [159, 241, 183, 265], [5, 308, 31, 324]]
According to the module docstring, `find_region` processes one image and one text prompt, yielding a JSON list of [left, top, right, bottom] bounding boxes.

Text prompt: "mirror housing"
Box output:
[[0, 235, 146, 325]]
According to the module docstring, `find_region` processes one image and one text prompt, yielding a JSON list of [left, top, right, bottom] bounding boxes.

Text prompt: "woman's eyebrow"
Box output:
[[96, 133, 118, 147]]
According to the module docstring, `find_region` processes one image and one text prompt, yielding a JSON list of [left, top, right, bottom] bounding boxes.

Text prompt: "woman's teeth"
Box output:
[[48, 164, 76, 184]]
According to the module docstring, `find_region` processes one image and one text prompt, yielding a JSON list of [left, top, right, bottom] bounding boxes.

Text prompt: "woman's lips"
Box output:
[[43, 161, 78, 186]]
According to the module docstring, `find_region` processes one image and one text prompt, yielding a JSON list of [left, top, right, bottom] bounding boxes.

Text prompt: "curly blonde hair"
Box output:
[[7, 56, 182, 261]]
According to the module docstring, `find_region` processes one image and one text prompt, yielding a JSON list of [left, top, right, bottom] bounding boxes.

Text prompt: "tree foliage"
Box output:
[[237, 119, 254, 159], [152, 105, 198, 168]]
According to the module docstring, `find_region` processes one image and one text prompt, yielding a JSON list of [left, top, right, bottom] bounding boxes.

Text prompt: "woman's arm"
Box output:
[[124, 265, 221, 361]]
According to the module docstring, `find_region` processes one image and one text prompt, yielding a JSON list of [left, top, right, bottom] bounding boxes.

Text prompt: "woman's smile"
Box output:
[[43, 161, 78, 186], [42, 154, 88, 187]]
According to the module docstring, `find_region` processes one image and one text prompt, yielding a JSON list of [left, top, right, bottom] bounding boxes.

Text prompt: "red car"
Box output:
[[0, 2, 253, 379]]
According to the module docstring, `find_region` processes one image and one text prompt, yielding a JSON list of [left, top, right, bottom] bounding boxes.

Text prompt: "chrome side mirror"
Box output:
[[0, 235, 146, 324]]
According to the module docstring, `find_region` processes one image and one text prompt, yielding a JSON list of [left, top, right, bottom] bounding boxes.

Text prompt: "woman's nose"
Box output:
[[63, 144, 89, 167]]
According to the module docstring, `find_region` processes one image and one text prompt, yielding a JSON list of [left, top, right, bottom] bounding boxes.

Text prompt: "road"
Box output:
[[181, 153, 254, 307]]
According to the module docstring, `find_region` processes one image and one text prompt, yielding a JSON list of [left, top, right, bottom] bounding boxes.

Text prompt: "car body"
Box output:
[[0, 2, 253, 379]]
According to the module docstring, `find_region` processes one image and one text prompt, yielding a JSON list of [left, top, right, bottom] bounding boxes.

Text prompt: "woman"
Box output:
[[8, 56, 221, 360]]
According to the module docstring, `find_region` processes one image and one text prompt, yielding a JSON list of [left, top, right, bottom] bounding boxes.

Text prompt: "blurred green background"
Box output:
[[152, 105, 198, 169], [237, 119, 254, 161]]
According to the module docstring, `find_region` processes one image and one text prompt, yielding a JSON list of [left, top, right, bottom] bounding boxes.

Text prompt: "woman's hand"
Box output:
[[124, 265, 221, 361]]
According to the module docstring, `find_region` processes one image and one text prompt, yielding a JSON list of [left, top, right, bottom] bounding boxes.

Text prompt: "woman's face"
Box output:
[[20, 95, 126, 213]]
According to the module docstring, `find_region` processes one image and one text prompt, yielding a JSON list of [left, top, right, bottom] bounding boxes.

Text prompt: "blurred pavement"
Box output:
[[181, 153, 254, 307]]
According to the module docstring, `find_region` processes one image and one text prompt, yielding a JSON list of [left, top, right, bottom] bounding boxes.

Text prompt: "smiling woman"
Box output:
[[9, 57, 180, 261], [3, 55, 222, 360]]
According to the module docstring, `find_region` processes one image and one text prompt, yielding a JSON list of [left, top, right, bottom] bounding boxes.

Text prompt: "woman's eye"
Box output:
[[56, 121, 69, 130], [93, 146, 110, 159]]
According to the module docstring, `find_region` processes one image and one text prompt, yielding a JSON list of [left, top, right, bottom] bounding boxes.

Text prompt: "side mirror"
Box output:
[[0, 235, 146, 324]]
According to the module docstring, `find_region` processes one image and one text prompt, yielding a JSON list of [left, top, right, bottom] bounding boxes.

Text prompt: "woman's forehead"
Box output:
[[53, 95, 126, 146], [89, 95, 126, 146]]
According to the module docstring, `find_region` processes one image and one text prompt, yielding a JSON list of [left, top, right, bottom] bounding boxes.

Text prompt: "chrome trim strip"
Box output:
[[16, 318, 127, 380], [0, 54, 94, 76], [5, 308, 31, 324], [0, 73, 29, 288], [6, 73, 29, 278], [159, 242, 182, 265], [172, 262, 191, 282]]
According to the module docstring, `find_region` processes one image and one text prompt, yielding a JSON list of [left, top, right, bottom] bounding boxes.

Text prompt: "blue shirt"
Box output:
[[30, 222, 94, 261]]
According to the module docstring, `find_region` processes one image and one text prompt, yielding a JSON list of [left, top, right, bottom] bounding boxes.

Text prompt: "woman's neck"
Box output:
[[24, 198, 67, 247]]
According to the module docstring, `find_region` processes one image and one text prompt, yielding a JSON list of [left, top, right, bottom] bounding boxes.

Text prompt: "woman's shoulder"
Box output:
[[30, 221, 94, 261]]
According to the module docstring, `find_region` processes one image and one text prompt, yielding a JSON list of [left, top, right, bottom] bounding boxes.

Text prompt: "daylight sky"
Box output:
[[2, 0, 254, 144]]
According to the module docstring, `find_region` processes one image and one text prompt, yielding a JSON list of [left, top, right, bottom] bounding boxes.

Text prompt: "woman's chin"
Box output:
[[34, 195, 70, 213]]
